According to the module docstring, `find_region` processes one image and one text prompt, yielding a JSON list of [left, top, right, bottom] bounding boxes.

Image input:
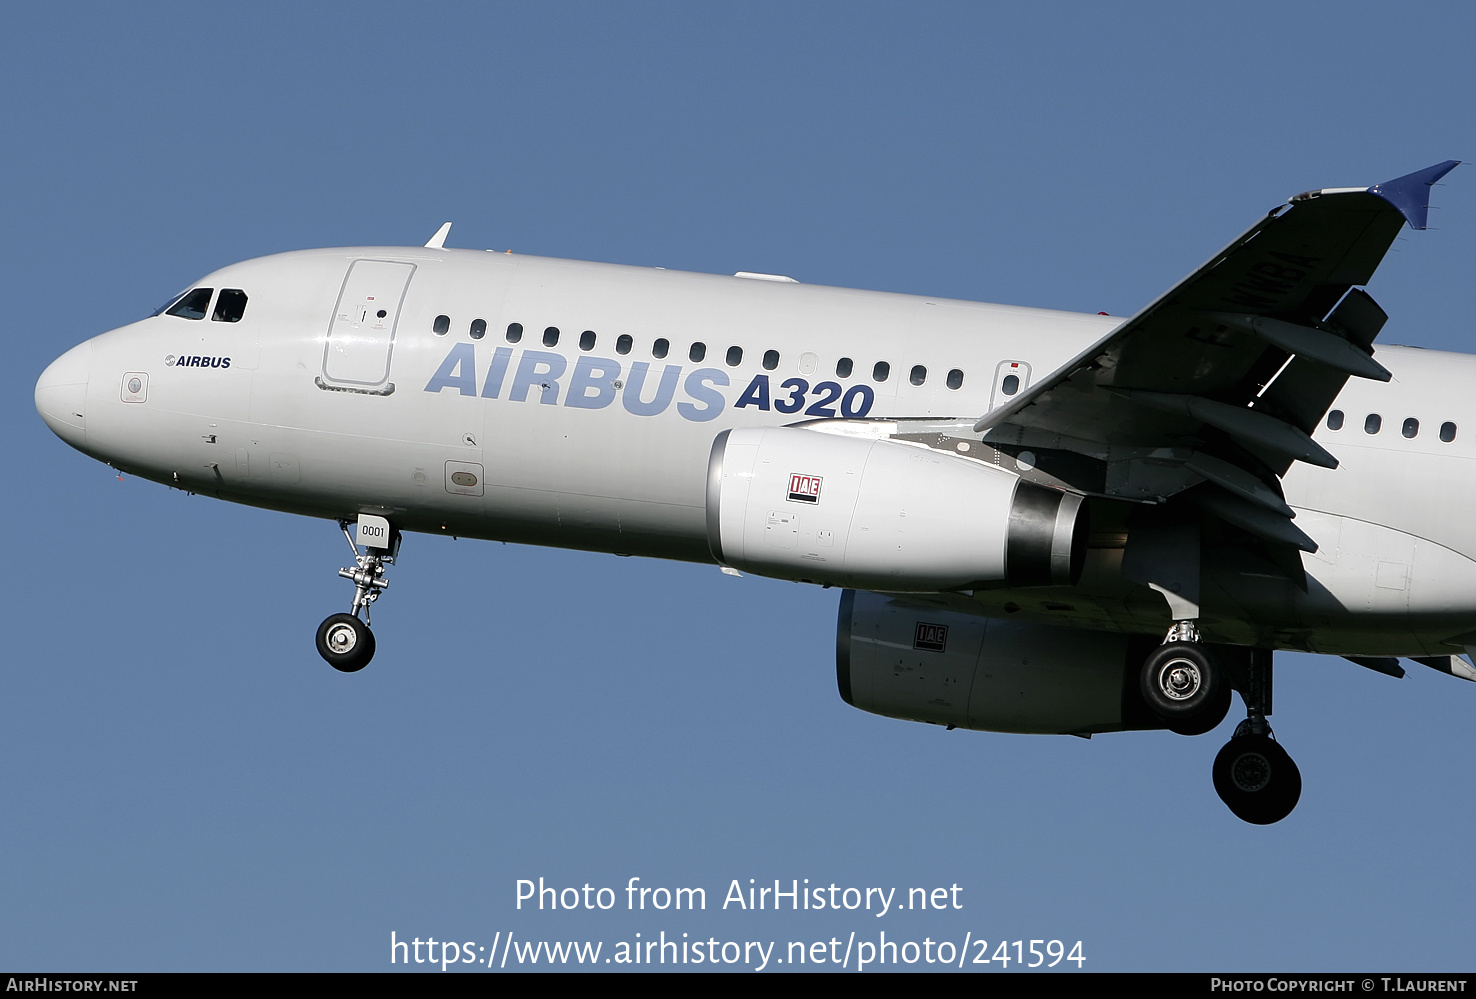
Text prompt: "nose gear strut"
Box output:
[[315, 516, 399, 672]]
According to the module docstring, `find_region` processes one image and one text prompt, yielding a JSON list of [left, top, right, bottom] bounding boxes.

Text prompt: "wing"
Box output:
[[973, 161, 1458, 563]]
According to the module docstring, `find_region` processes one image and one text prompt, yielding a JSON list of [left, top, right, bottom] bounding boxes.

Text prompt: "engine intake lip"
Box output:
[[705, 429, 731, 565]]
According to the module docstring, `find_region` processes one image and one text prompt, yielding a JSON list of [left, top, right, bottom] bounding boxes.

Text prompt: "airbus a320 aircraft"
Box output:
[[36, 163, 1470, 824]]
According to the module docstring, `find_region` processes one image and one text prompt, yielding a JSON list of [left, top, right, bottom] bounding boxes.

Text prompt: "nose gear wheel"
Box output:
[[316, 613, 375, 672]]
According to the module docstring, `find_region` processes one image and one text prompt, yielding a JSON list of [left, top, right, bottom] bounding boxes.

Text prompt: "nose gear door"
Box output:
[[319, 259, 416, 394]]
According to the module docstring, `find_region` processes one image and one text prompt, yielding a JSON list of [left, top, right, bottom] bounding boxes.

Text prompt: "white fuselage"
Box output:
[[35, 246, 1476, 657]]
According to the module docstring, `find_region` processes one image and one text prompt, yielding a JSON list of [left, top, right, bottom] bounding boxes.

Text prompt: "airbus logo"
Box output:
[[166, 354, 232, 368]]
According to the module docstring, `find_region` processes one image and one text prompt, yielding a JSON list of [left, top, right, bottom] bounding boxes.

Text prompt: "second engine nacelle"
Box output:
[[838, 589, 1172, 735], [706, 427, 1085, 592]]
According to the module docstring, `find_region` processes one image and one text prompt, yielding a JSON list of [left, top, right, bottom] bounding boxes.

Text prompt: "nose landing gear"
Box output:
[[316, 612, 375, 672], [315, 515, 399, 673]]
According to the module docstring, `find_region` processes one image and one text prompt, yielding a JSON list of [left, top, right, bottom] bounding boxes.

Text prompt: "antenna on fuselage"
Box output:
[[424, 222, 452, 249]]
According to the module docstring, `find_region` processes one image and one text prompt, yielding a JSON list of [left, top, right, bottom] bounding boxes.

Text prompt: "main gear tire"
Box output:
[[1167, 681, 1232, 736], [1140, 642, 1223, 724], [1212, 733, 1302, 824]]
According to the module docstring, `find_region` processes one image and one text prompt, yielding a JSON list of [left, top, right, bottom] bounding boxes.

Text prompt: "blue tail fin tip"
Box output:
[[1368, 160, 1461, 230]]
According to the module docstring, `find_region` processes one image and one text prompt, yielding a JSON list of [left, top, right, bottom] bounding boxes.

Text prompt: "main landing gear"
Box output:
[[1211, 649, 1300, 825], [315, 515, 399, 673], [1129, 525, 1300, 823], [1139, 634, 1300, 824]]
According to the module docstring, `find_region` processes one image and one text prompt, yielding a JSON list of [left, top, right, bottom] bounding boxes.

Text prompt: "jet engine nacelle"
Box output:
[[706, 427, 1085, 591], [837, 589, 1170, 735]]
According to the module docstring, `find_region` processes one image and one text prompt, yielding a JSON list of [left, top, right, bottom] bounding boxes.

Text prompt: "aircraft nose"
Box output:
[[35, 340, 92, 449]]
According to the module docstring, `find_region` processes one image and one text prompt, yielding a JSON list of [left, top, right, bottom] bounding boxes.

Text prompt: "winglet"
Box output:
[[1367, 161, 1459, 230], [424, 221, 453, 249]]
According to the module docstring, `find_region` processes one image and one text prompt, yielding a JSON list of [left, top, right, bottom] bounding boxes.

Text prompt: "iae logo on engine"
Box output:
[[787, 473, 822, 504], [914, 622, 949, 652]]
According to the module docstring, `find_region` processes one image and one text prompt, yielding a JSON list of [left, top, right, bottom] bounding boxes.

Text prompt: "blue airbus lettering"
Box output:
[[422, 343, 872, 421]]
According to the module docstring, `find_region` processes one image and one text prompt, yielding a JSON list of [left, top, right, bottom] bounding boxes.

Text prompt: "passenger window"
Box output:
[[580, 330, 596, 351], [1002, 374, 1021, 395], [689, 342, 706, 362], [616, 334, 633, 355], [470, 319, 487, 339], [836, 357, 853, 378], [1403, 418, 1419, 439], [1326, 410, 1344, 430], [211, 288, 248, 323], [506, 322, 523, 343], [910, 365, 927, 386], [872, 361, 890, 382], [763, 350, 780, 371], [726, 346, 742, 366], [166, 288, 213, 320], [1441, 422, 1457, 443], [543, 327, 560, 347], [433, 314, 450, 335], [946, 369, 964, 390], [1365, 414, 1382, 435], [653, 338, 669, 359]]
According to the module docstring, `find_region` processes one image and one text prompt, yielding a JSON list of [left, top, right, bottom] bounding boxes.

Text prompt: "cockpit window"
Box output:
[[151, 295, 182, 317], [211, 289, 248, 323], [164, 288, 212, 320]]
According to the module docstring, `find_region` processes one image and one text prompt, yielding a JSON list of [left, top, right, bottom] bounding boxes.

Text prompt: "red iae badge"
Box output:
[[787, 473, 822, 504], [913, 622, 948, 652]]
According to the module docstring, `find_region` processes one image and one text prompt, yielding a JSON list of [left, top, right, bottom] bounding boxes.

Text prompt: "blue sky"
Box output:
[[5, 1, 1476, 971]]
